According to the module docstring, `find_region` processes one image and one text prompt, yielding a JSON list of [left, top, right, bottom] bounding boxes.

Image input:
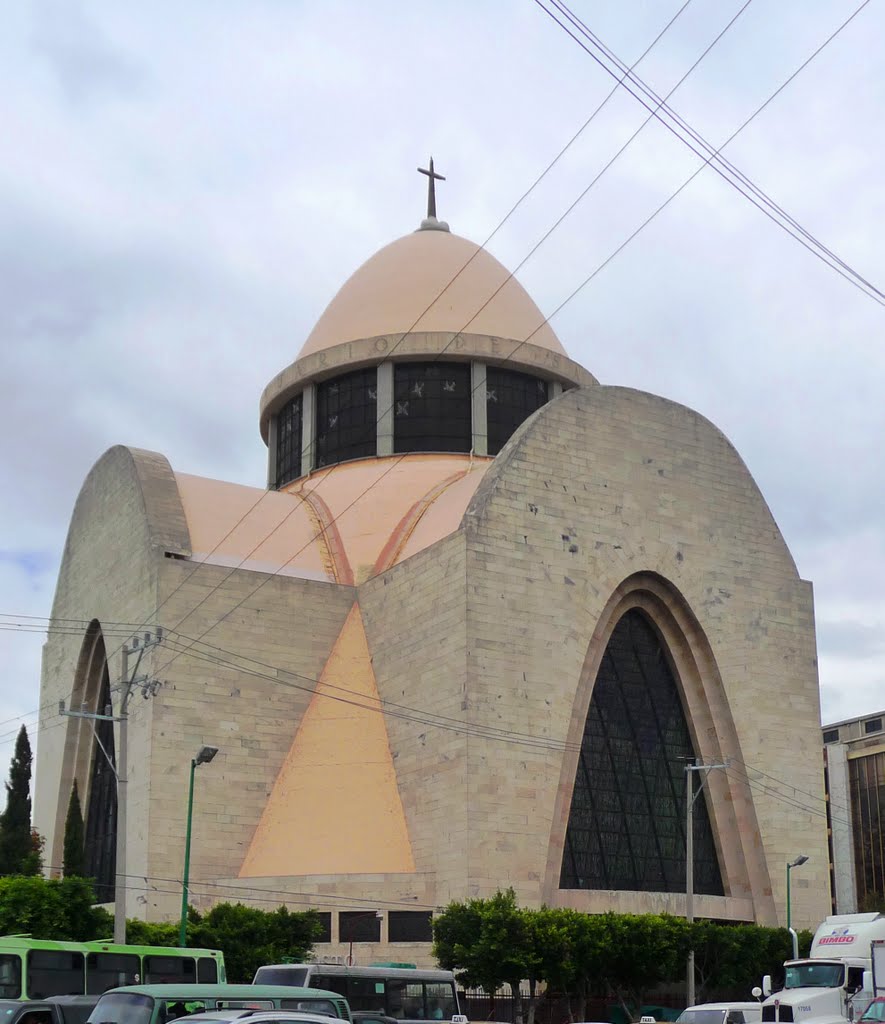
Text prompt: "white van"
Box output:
[[676, 1003, 763, 1024]]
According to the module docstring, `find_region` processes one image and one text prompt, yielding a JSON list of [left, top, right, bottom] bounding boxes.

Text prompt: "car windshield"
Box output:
[[861, 1002, 885, 1023], [677, 1011, 727, 1024], [87, 993, 154, 1024], [784, 964, 844, 989]]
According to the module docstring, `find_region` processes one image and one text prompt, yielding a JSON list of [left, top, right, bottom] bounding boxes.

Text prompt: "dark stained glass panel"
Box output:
[[339, 911, 381, 942], [316, 369, 377, 468], [275, 394, 303, 487], [560, 609, 724, 895], [84, 663, 117, 903], [849, 750, 885, 908], [486, 368, 548, 456], [393, 362, 471, 454]]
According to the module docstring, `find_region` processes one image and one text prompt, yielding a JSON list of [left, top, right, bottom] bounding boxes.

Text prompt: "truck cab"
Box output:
[[760, 914, 883, 1024]]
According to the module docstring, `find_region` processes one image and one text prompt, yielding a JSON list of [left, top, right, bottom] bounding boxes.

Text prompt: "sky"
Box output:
[[0, 0, 882, 767]]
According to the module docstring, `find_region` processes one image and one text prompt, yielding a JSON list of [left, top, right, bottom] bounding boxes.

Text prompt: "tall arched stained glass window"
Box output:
[[560, 609, 724, 895], [84, 659, 117, 903]]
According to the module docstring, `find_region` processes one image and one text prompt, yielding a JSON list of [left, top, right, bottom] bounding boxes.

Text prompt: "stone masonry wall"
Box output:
[[461, 385, 829, 929]]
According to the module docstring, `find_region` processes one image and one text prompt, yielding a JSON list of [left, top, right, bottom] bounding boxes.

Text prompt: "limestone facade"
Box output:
[[34, 223, 831, 966]]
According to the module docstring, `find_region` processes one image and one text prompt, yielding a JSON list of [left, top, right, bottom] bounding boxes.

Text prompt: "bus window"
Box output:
[[216, 1002, 274, 1010], [86, 953, 140, 994], [425, 984, 455, 1021], [197, 958, 218, 984], [0, 955, 22, 999], [312, 975, 348, 997], [386, 981, 424, 1020], [347, 977, 386, 1012], [279, 1000, 339, 1018], [26, 951, 85, 998], [143, 957, 196, 984]]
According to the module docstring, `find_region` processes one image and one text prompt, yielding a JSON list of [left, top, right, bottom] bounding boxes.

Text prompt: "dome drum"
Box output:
[[259, 331, 595, 442], [268, 356, 570, 489]]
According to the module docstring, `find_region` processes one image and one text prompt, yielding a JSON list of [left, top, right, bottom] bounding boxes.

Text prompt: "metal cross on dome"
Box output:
[[418, 157, 445, 219]]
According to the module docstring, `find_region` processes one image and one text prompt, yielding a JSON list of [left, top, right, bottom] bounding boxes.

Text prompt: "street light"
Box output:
[[344, 910, 384, 966], [179, 745, 219, 947], [786, 854, 809, 957]]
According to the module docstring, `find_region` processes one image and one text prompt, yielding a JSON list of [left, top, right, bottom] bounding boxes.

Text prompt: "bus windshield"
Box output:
[[784, 963, 844, 989], [253, 968, 309, 987]]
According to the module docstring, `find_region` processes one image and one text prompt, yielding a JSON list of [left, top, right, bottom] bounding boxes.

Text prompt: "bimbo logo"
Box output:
[[818, 927, 856, 946]]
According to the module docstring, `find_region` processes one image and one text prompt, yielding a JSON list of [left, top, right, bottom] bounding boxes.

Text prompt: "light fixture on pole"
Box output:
[[786, 854, 809, 955], [179, 745, 219, 947]]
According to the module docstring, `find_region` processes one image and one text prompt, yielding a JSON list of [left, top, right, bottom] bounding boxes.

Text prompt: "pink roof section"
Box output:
[[174, 454, 492, 586], [298, 229, 567, 359]]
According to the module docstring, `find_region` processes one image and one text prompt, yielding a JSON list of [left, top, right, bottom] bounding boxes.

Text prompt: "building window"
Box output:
[[275, 394, 303, 487], [848, 751, 885, 910], [393, 363, 471, 454], [388, 910, 433, 943], [313, 912, 332, 943], [864, 718, 883, 735], [823, 729, 840, 744], [84, 659, 117, 904], [339, 911, 381, 943], [559, 609, 724, 895], [486, 368, 548, 456], [316, 369, 377, 468]]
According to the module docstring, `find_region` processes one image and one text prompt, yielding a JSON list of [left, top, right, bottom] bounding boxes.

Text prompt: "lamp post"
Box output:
[[344, 910, 383, 966], [786, 854, 809, 937], [179, 745, 219, 947]]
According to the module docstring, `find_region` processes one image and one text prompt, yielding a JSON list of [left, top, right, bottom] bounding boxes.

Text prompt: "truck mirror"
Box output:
[[752, 988, 763, 1000], [763, 976, 772, 997], [862, 972, 872, 995]]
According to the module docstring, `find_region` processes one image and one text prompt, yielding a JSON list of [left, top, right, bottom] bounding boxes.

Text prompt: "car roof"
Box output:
[[181, 1015, 335, 1022], [98, 986, 339, 999], [683, 1006, 761, 1012]]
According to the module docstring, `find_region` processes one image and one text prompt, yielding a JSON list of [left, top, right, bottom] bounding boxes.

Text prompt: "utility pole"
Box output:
[[61, 628, 163, 943], [685, 758, 729, 1008]]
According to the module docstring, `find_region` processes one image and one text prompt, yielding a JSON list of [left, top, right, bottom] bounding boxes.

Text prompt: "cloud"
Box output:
[[1, 0, 884, 761]]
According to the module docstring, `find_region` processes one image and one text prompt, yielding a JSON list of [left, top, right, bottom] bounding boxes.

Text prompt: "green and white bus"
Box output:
[[0, 937, 226, 1000], [252, 964, 460, 1022]]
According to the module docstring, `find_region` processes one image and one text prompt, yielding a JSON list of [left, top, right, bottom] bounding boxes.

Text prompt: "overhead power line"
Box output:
[[534, 0, 883, 306]]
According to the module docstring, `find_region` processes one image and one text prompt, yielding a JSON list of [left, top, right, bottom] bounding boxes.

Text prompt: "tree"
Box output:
[[433, 890, 539, 1024], [189, 902, 324, 982], [0, 726, 36, 875], [0, 875, 113, 938], [63, 780, 86, 877]]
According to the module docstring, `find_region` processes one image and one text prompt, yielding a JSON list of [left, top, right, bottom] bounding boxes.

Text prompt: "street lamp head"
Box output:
[[195, 745, 219, 766], [789, 854, 809, 868]]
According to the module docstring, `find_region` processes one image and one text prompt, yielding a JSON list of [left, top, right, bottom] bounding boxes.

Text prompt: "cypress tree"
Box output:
[[0, 725, 34, 875], [63, 779, 86, 877]]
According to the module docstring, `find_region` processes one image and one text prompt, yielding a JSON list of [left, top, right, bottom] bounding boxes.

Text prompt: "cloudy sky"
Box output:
[[1, 0, 882, 767]]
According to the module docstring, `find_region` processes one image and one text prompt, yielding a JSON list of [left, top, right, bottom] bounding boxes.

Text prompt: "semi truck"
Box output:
[[757, 912, 885, 1024]]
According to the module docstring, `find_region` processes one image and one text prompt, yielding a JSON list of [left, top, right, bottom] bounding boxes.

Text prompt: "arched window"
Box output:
[[560, 609, 723, 894], [275, 393, 303, 487], [83, 645, 117, 903], [486, 367, 548, 456]]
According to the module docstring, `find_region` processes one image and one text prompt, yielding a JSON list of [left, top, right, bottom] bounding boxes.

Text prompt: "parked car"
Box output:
[[860, 998, 885, 1023], [676, 1003, 762, 1024], [351, 1013, 399, 1024], [170, 1013, 342, 1024], [0, 995, 100, 1024]]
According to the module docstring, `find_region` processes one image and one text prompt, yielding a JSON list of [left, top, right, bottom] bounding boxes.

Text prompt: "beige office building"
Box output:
[[35, 198, 831, 962]]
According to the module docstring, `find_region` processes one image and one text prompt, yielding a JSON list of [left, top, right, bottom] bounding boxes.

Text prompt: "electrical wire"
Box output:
[[534, 0, 884, 307]]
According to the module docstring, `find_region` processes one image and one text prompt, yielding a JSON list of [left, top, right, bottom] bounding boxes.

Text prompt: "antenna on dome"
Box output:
[[417, 157, 449, 232]]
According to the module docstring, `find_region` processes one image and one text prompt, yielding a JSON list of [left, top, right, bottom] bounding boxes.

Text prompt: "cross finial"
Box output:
[[418, 157, 445, 220]]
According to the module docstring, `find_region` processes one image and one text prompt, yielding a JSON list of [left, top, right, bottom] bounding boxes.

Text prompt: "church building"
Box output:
[[34, 173, 830, 962]]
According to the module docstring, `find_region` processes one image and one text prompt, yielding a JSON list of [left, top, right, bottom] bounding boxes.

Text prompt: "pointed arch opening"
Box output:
[[559, 608, 723, 894], [545, 572, 776, 924], [53, 622, 117, 900]]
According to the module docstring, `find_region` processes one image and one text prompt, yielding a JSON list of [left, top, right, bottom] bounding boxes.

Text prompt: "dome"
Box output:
[[298, 228, 567, 359]]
